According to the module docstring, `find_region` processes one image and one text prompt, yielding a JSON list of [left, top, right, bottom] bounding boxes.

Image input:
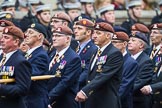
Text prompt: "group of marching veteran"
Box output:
[[0, 0, 162, 108]]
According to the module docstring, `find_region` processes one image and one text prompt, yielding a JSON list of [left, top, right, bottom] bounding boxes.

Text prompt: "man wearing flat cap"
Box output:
[[24, 23, 49, 108], [75, 22, 123, 108], [50, 11, 78, 52], [112, 32, 138, 108], [121, 0, 143, 35], [128, 32, 154, 108], [48, 25, 81, 108], [0, 26, 32, 108]]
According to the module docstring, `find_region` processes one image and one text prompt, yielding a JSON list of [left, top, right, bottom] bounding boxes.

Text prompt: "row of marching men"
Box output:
[[0, 4, 162, 108]]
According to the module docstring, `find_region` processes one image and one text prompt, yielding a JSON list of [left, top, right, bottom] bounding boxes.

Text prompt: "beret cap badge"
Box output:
[[4, 28, 8, 33], [83, 20, 87, 25], [31, 23, 35, 28], [113, 34, 117, 39], [96, 24, 100, 29], [6, 14, 11, 19]]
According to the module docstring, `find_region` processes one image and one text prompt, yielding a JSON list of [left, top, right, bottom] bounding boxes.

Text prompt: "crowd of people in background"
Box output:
[[0, 0, 162, 108]]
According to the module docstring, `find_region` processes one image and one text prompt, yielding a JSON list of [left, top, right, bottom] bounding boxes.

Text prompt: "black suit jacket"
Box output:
[[82, 43, 123, 108]]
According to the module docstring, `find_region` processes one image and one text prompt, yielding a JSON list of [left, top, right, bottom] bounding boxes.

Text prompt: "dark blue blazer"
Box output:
[[133, 52, 154, 108], [0, 50, 32, 108], [82, 43, 123, 108], [48, 47, 82, 108], [78, 41, 97, 89], [25, 46, 49, 108], [119, 53, 138, 108]]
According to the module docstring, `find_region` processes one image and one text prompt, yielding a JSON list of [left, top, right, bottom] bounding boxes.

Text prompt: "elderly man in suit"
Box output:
[[48, 25, 82, 108], [128, 32, 154, 108], [0, 26, 31, 108], [112, 32, 138, 108], [75, 21, 123, 108], [24, 23, 49, 108]]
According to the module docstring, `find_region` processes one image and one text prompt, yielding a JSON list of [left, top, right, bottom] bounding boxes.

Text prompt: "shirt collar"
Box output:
[[131, 51, 143, 60], [56, 46, 69, 58], [123, 50, 127, 56], [5, 50, 17, 63], [27, 46, 41, 55], [100, 41, 111, 52]]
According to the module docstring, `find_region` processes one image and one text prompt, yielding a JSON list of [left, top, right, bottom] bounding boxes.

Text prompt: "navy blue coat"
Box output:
[[78, 41, 97, 89], [25, 46, 49, 108], [0, 50, 32, 108], [119, 53, 138, 108], [133, 52, 154, 108], [82, 43, 123, 108], [48, 47, 82, 108]]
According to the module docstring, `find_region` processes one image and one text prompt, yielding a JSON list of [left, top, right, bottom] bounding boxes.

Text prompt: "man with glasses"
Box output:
[[48, 25, 81, 108], [50, 11, 78, 52], [112, 31, 138, 108]]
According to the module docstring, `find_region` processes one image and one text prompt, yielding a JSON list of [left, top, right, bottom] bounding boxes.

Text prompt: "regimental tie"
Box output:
[[0, 53, 6, 67], [49, 53, 59, 70], [90, 49, 102, 70], [76, 45, 81, 54], [150, 48, 157, 59]]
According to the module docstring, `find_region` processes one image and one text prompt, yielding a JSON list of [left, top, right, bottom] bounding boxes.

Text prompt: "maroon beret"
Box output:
[[131, 23, 150, 33], [75, 19, 94, 29], [53, 26, 73, 35], [94, 22, 114, 33], [52, 12, 71, 23], [113, 32, 129, 41], [3, 26, 24, 39], [0, 20, 14, 27]]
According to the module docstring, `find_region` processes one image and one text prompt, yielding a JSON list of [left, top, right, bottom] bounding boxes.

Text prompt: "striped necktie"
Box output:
[[0, 53, 6, 67], [150, 48, 157, 59], [49, 53, 59, 70]]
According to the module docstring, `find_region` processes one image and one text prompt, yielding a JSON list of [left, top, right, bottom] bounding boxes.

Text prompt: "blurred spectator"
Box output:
[[94, 0, 112, 10], [112, 0, 126, 10], [141, 0, 152, 10]]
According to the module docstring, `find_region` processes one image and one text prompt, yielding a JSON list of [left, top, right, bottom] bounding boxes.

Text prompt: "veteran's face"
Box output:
[[92, 30, 110, 48], [128, 37, 143, 55], [50, 18, 64, 31], [24, 28, 40, 48], [73, 25, 88, 43], [52, 33, 70, 51], [150, 29, 162, 45], [1, 34, 18, 53], [19, 41, 29, 53], [84, 3, 94, 15]]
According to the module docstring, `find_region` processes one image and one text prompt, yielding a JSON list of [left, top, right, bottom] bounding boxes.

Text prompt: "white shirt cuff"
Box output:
[[81, 90, 88, 98]]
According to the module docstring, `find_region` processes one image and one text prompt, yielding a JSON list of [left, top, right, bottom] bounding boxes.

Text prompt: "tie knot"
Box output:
[[97, 49, 102, 57], [153, 48, 157, 52], [55, 53, 59, 58], [2, 53, 6, 59]]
